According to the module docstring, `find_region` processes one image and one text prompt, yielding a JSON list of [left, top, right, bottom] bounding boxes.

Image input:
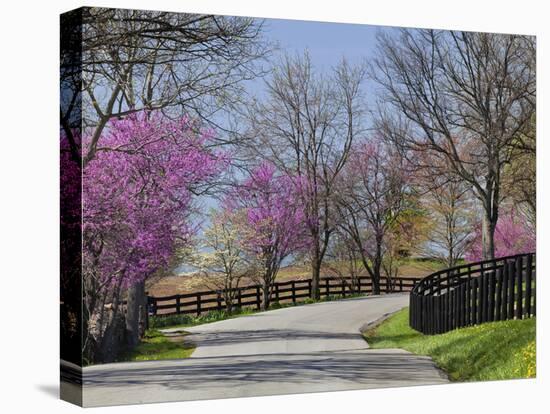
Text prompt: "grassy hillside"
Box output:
[[364, 308, 536, 381]]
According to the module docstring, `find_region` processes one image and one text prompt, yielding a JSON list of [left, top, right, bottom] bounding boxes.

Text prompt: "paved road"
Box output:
[[80, 294, 448, 407]]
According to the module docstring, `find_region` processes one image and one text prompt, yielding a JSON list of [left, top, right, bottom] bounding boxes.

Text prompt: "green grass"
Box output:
[[120, 330, 196, 362], [364, 308, 536, 381], [150, 293, 366, 329]]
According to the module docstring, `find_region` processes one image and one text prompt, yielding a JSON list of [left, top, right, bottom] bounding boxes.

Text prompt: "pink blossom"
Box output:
[[226, 162, 310, 263], [465, 209, 536, 262], [79, 112, 229, 288]]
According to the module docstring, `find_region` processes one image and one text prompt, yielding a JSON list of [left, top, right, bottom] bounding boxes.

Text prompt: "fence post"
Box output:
[[307, 279, 312, 297], [482, 273, 489, 323], [446, 291, 452, 332], [458, 283, 465, 328], [495, 267, 502, 321], [441, 293, 447, 332], [507, 260, 515, 319], [176, 296, 181, 315], [501, 262, 509, 320], [325, 278, 330, 298], [342, 280, 346, 297], [196, 293, 202, 316], [256, 286, 261, 310], [430, 296, 436, 334], [475, 275, 482, 324], [525, 254, 533, 317], [438, 295, 443, 333], [465, 273, 471, 326], [468, 277, 474, 326], [488, 272, 495, 322], [516, 256, 523, 319], [291, 281, 296, 304], [456, 286, 462, 329], [217, 292, 222, 312], [531, 258, 537, 316], [450, 284, 455, 330], [237, 288, 242, 308], [275, 283, 280, 303], [146, 296, 155, 329], [453, 286, 460, 329]]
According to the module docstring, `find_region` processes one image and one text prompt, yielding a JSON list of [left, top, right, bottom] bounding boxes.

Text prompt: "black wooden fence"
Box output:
[[410, 253, 536, 335], [148, 275, 419, 317]]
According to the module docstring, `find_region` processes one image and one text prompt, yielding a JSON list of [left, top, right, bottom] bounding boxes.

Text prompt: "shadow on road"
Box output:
[[84, 350, 445, 390], [187, 329, 362, 347]]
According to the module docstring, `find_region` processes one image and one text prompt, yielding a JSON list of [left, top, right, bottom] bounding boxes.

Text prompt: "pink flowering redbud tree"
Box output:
[[226, 162, 310, 310], [81, 112, 228, 360], [465, 209, 535, 262]]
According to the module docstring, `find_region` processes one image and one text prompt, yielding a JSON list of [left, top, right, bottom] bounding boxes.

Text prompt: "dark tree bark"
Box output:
[[125, 280, 146, 350]]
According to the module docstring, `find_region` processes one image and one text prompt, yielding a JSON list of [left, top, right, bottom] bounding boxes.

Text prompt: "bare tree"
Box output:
[[423, 178, 475, 267], [373, 29, 536, 259], [325, 231, 366, 294], [243, 53, 367, 299], [61, 7, 270, 167], [504, 117, 536, 227], [335, 141, 409, 295], [412, 150, 475, 267]]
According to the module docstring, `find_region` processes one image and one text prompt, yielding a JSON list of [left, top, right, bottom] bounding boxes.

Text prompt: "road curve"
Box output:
[[80, 294, 448, 407]]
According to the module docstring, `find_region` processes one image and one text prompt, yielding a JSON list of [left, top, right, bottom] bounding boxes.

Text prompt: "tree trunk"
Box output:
[[262, 278, 270, 311], [97, 309, 126, 363], [372, 274, 381, 295], [372, 240, 383, 295], [481, 209, 496, 260], [310, 248, 321, 300], [125, 280, 146, 350], [225, 298, 233, 314]]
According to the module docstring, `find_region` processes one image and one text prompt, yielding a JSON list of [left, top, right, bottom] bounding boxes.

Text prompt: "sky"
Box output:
[[264, 17, 380, 70], [245, 17, 384, 105], [235, 16, 389, 132]]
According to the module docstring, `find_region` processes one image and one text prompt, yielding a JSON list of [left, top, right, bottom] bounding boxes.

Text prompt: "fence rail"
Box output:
[[148, 276, 419, 317], [410, 253, 536, 335]]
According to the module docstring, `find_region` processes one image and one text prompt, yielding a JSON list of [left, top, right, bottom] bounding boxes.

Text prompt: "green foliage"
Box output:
[[364, 308, 536, 381], [149, 314, 195, 329], [120, 330, 195, 362]]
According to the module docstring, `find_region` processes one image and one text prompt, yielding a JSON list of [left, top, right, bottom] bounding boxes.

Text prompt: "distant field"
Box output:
[[148, 258, 448, 297]]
